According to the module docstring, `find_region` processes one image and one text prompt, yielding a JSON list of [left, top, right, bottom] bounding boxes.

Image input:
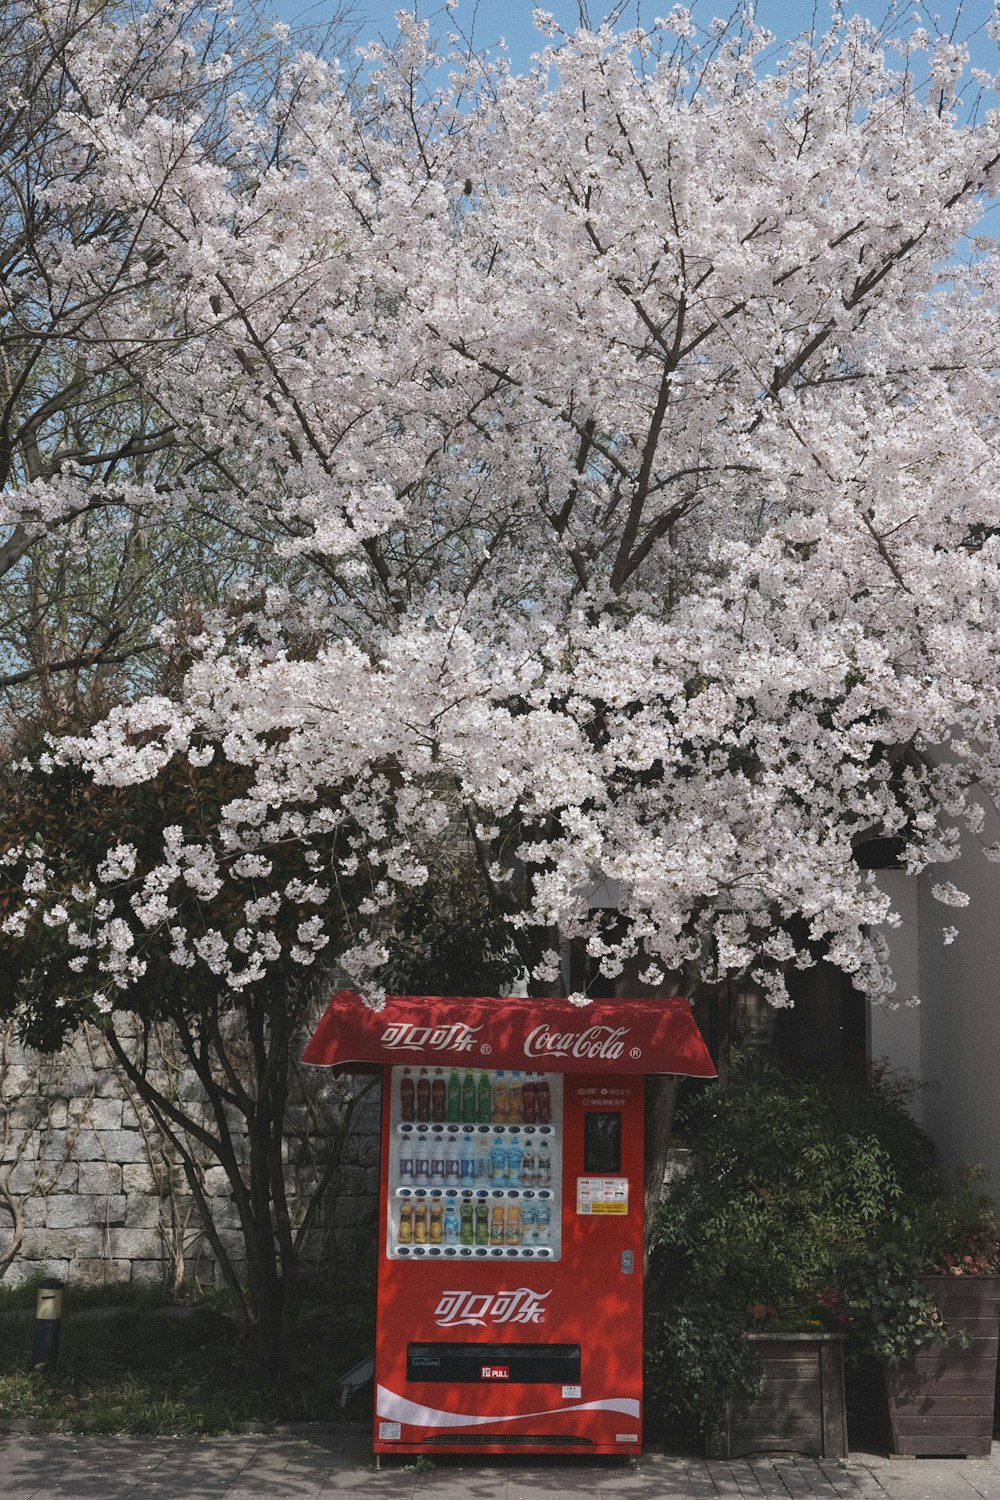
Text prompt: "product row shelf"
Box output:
[[394, 1186, 555, 1200], [393, 1244, 556, 1260], [396, 1122, 556, 1135]]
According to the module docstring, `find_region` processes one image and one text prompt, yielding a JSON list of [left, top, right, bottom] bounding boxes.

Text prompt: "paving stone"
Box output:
[[0, 1433, 998, 1500]]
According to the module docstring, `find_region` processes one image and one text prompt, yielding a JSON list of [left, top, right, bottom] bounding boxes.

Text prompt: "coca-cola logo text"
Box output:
[[380, 1022, 482, 1053], [524, 1024, 631, 1061], [433, 1288, 551, 1328]]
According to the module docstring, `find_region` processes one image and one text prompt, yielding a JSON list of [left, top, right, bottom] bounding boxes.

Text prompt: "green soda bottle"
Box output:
[[447, 1067, 462, 1122], [462, 1069, 477, 1122], [477, 1069, 492, 1122]]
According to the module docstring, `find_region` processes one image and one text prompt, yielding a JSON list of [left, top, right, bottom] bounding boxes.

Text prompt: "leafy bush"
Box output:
[[0, 1280, 373, 1433], [644, 1059, 995, 1444]]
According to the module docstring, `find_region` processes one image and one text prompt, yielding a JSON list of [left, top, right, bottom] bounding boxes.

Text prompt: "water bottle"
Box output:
[[490, 1135, 507, 1186]]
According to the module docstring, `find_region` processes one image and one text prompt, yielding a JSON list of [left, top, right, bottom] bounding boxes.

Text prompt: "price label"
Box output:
[[576, 1175, 629, 1214]]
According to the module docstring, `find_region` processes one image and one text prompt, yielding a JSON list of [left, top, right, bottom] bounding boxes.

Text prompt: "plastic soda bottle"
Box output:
[[505, 1136, 523, 1189], [492, 1071, 509, 1124], [490, 1135, 507, 1186], [447, 1068, 462, 1122], [429, 1141, 445, 1185], [508, 1072, 523, 1123], [429, 1201, 443, 1244], [522, 1074, 537, 1124], [398, 1203, 414, 1244], [414, 1149, 430, 1185], [445, 1138, 461, 1186], [477, 1069, 492, 1122], [535, 1075, 551, 1124], [475, 1134, 490, 1182], [490, 1205, 505, 1245], [431, 1068, 446, 1122], [520, 1202, 536, 1242], [443, 1203, 460, 1245], [475, 1201, 489, 1245], [462, 1069, 477, 1122], [460, 1201, 474, 1245], [537, 1143, 551, 1188], [534, 1202, 550, 1243], [460, 1134, 475, 1182], [414, 1203, 429, 1244], [400, 1068, 415, 1121], [521, 1144, 536, 1187], [416, 1068, 431, 1122], [505, 1204, 521, 1245]]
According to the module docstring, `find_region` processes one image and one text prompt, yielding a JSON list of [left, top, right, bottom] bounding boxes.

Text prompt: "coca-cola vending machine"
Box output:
[[302, 992, 715, 1457]]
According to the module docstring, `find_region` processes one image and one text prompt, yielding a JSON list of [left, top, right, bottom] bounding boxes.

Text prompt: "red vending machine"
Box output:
[[302, 992, 715, 1457]]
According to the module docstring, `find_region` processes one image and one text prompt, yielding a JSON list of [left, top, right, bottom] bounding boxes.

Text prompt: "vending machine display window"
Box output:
[[583, 1111, 621, 1174], [386, 1066, 563, 1261]]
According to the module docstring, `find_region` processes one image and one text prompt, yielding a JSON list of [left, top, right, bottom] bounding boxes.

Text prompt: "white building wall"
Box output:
[[871, 813, 1000, 1204], [869, 872, 923, 1122], [915, 812, 1000, 1193]]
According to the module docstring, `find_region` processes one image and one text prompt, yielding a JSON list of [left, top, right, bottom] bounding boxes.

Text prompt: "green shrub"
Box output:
[[644, 1059, 983, 1444]]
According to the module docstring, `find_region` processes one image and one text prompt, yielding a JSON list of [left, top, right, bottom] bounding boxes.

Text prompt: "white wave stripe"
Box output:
[[377, 1384, 640, 1429]]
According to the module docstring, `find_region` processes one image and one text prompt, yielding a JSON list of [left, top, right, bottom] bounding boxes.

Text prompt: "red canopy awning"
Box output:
[[301, 991, 716, 1078]]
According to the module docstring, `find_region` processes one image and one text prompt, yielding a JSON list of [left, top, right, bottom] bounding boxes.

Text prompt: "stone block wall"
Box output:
[[0, 1020, 381, 1290]]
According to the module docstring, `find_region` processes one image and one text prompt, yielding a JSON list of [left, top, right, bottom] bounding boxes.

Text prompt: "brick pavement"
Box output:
[[2, 1428, 1000, 1500]]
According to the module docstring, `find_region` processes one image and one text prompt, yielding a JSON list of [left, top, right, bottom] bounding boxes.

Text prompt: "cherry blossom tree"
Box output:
[[1, 618, 516, 1373], [4, 2, 1000, 1076], [0, 0, 357, 718]]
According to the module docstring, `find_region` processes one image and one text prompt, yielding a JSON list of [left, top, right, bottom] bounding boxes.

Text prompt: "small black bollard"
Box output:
[[31, 1277, 64, 1374]]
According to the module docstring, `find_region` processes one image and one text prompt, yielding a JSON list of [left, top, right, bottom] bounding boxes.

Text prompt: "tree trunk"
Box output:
[[612, 961, 692, 1253], [104, 999, 311, 1384], [643, 1073, 680, 1251]]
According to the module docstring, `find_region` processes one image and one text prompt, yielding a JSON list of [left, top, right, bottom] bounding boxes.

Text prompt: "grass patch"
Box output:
[[0, 1281, 373, 1435]]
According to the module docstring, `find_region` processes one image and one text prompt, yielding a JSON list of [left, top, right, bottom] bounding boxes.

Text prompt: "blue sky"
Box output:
[[281, 0, 1000, 76], [268, 0, 1000, 238]]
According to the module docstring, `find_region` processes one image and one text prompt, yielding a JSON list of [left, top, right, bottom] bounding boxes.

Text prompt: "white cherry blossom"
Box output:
[[5, 3, 1000, 1013]]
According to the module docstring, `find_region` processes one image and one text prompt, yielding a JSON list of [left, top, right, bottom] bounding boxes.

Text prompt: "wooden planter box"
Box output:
[[708, 1332, 847, 1460], [886, 1275, 1000, 1458]]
